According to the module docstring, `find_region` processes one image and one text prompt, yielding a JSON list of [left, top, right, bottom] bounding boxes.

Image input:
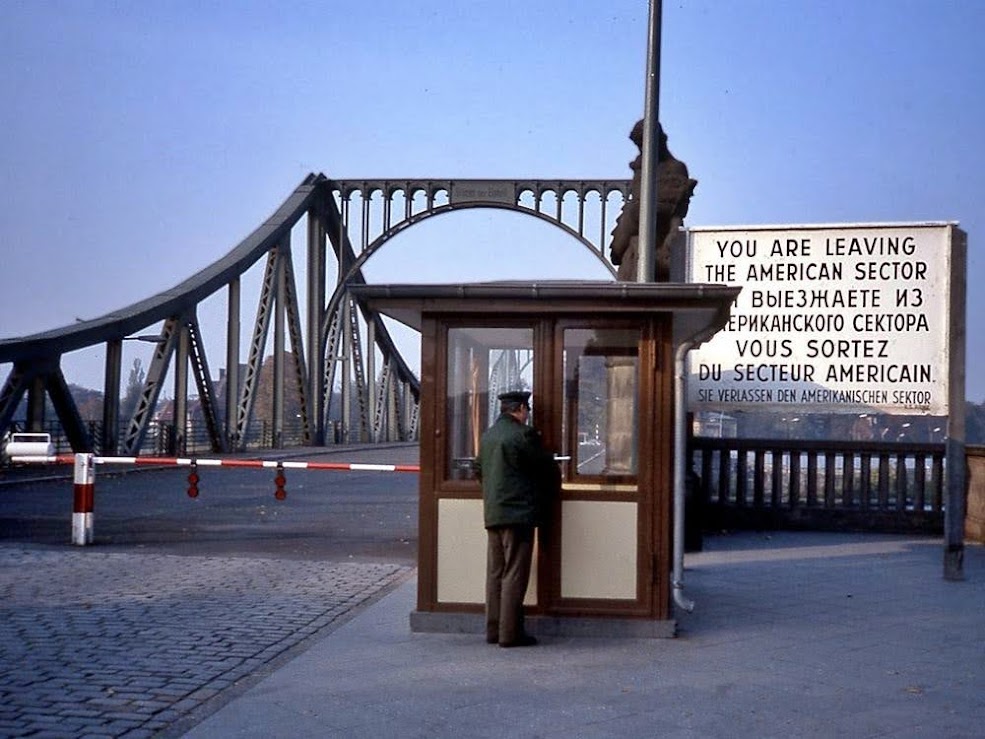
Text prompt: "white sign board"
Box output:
[[687, 223, 958, 415]]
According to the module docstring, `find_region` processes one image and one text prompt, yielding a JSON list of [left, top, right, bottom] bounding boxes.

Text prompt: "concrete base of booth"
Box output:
[[410, 611, 678, 639]]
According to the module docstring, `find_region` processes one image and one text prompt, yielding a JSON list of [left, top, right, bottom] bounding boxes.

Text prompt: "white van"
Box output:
[[3, 432, 55, 461]]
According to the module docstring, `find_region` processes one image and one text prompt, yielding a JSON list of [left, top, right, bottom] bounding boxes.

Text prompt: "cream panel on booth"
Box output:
[[437, 498, 537, 605], [560, 500, 637, 599]]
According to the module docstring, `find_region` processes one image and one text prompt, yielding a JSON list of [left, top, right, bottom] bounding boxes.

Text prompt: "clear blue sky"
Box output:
[[1, 1, 984, 401]]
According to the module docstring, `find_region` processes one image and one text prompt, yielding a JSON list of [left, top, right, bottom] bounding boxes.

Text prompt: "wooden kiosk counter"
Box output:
[[354, 280, 738, 638]]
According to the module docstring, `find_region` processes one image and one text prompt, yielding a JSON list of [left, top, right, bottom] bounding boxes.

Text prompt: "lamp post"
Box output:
[[637, 0, 663, 283]]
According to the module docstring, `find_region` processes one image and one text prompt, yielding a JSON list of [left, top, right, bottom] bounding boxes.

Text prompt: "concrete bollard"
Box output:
[[72, 452, 95, 546]]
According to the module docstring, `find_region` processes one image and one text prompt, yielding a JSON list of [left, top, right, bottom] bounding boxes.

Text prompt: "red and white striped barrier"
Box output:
[[12, 455, 419, 473], [9, 455, 75, 465], [92, 456, 421, 473], [10, 452, 420, 546]]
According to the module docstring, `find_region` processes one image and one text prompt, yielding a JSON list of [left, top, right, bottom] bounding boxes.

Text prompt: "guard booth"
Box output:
[[355, 281, 738, 637]]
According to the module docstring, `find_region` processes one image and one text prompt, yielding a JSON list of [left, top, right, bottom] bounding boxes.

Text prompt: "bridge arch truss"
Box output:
[[0, 174, 628, 454]]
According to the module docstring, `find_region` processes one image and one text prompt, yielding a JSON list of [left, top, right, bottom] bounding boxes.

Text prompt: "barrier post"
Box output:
[[72, 452, 95, 546]]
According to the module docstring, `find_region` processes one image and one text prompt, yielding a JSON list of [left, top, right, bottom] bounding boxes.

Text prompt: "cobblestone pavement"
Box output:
[[0, 544, 412, 738]]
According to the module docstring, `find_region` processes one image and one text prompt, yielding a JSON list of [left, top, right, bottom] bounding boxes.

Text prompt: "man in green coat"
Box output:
[[475, 390, 558, 647]]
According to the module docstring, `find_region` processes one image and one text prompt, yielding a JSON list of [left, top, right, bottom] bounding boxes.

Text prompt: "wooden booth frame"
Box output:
[[353, 281, 738, 638]]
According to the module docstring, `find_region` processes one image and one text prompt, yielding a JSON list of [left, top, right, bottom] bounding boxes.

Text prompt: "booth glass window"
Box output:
[[562, 327, 640, 479], [446, 326, 534, 480]]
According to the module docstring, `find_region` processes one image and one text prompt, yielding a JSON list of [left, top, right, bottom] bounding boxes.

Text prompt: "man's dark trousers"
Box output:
[[486, 525, 534, 645]]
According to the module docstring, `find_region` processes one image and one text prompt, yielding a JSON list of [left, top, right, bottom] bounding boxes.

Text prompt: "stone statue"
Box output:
[[609, 119, 696, 281], [599, 121, 697, 473]]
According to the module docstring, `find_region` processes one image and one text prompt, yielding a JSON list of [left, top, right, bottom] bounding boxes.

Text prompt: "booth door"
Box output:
[[540, 319, 665, 618], [428, 323, 541, 609]]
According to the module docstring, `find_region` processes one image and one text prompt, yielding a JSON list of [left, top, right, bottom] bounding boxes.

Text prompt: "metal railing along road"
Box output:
[[689, 437, 947, 534], [2, 418, 347, 462]]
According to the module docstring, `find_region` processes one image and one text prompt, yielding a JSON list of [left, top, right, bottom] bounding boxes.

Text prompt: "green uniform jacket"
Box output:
[[476, 413, 559, 529]]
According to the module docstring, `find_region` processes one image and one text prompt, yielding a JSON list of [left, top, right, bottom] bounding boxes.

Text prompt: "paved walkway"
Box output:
[[0, 546, 410, 738], [183, 533, 984, 739], [1, 532, 982, 738]]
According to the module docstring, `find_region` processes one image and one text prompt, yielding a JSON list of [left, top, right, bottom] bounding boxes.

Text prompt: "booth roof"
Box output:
[[350, 280, 740, 346]]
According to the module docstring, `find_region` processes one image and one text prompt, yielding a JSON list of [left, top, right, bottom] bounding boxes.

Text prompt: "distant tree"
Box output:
[[70, 385, 104, 420], [120, 358, 145, 422], [34, 385, 104, 422]]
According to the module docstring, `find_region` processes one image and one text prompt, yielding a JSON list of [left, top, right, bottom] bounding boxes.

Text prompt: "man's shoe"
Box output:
[[499, 634, 538, 648], [486, 634, 498, 644]]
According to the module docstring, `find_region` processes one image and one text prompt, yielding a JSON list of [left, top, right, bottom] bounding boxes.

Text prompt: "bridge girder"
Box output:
[[0, 174, 627, 453]]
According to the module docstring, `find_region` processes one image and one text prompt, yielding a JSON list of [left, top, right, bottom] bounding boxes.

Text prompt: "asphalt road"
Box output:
[[0, 443, 420, 563]]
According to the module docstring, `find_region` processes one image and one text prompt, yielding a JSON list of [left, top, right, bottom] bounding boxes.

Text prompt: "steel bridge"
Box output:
[[0, 174, 629, 454]]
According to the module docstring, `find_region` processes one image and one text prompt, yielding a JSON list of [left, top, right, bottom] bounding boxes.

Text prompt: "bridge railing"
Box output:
[[688, 437, 947, 534], [2, 419, 349, 462]]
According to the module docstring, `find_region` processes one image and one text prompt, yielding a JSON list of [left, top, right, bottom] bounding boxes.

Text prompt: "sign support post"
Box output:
[[944, 230, 967, 580]]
